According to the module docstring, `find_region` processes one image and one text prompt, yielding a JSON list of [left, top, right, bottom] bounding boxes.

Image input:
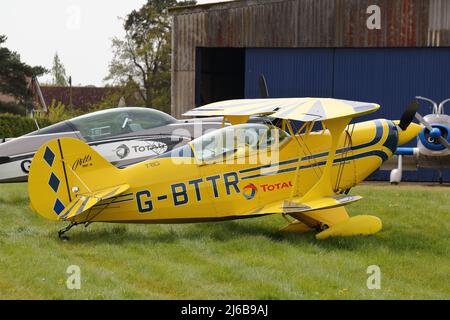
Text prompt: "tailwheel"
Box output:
[[58, 234, 70, 241], [57, 222, 85, 241]]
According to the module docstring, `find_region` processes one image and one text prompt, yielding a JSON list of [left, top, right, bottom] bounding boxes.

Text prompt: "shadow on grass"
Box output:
[[57, 220, 278, 244], [47, 218, 442, 255]]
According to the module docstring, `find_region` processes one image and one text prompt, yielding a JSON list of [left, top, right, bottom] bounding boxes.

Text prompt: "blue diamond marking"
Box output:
[[53, 198, 65, 215], [43, 147, 55, 167], [48, 173, 60, 193]]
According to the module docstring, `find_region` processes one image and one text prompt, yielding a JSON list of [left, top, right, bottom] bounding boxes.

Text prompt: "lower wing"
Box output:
[[254, 194, 362, 215]]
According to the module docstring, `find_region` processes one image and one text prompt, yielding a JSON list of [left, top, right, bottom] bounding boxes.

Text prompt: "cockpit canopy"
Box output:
[[70, 107, 177, 141], [28, 107, 177, 141], [190, 123, 290, 162]]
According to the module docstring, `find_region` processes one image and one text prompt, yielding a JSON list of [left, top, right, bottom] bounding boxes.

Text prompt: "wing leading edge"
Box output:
[[183, 98, 380, 122]]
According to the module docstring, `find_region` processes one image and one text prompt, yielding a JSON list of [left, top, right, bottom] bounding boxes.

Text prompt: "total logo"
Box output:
[[242, 181, 293, 200], [242, 183, 257, 200], [261, 181, 293, 192], [115, 144, 130, 159], [114, 141, 168, 159]]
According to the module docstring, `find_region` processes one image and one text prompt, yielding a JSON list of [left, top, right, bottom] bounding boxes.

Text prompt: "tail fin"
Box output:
[[28, 138, 128, 221]]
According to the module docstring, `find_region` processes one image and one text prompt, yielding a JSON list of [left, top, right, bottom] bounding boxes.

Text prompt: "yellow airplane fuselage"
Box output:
[[70, 119, 399, 223]]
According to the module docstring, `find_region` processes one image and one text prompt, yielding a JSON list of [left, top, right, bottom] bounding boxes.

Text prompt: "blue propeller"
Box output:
[[415, 113, 450, 150]]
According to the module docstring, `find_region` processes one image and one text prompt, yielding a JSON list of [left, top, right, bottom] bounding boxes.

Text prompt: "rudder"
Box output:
[[28, 138, 126, 221]]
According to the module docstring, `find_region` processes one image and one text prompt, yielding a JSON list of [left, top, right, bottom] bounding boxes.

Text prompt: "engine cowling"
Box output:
[[418, 124, 450, 151]]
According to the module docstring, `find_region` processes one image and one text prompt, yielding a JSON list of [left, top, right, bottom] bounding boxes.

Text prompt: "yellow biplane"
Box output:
[[28, 98, 422, 240]]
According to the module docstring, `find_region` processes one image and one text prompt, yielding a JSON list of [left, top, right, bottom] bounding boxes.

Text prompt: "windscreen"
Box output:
[[190, 123, 290, 162]]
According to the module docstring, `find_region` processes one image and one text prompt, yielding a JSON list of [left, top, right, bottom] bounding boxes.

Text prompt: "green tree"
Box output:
[[105, 0, 195, 114], [91, 77, 144, 111], [0, 35, 46, 107], [51, 52, 68, 86]]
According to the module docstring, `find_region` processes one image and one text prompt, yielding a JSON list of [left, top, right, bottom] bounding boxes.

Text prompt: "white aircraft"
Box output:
[[383, 97, 450, 184]]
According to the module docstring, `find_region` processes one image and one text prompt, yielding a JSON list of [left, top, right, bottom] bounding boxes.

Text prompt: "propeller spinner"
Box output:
[[415, 113, 450, 151]]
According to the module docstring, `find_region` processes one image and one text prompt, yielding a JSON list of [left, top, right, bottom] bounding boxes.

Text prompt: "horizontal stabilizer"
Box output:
[[59, 184, 130, 220]]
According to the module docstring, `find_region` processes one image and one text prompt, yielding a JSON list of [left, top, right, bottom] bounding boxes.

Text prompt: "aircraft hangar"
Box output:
[[169, 0, 450, 182]]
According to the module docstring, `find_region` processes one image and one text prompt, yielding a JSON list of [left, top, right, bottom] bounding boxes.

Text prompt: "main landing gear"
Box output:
[[438, 170, 443, 185]]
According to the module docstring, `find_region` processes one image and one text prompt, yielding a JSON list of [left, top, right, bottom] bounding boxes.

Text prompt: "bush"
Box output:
[[43, 99, 83, 123], [0, 101, 27, 116], [0, 113, 53, 138]]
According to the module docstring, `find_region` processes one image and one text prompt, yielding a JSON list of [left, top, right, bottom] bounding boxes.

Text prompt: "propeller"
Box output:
[[258, 74, 286, 127], [258, 74, 269, 98], [398, 100, 420, 131], [415, 112, 450, 150], [416, 96, 438, 114]]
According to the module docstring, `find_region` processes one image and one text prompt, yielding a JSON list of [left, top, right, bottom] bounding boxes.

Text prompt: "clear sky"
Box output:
[[0, 0, 230, 86]]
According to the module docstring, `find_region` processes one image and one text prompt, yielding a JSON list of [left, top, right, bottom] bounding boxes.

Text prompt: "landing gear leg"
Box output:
[[58, 222, 83, 241], [438, 170, 443, 185], [317, 223, 329, 232]]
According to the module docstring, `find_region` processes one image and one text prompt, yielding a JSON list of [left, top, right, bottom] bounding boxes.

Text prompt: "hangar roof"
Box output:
[[169, 0, 275, 15]]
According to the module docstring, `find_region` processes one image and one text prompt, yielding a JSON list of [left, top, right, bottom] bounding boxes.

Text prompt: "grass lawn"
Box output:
[[0, 182, 448, 299]]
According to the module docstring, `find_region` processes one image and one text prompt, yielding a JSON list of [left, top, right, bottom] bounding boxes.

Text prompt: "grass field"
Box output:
[[0, 182, 449, 299]]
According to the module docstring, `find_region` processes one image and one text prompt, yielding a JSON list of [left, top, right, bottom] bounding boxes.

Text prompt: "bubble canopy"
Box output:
[[70, 107, 176, 141], [190, 123, 290, 162], [27, 107, 177, 142]]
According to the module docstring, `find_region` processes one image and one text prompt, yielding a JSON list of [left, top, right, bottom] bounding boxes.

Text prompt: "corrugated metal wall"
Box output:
[[245, 48, 334, 98], [334, 47, 450, 181], [244, 47, 450, 181], [333, 48, 450, 119], [170, 0, 446, 117], [428, 0, 450, 46]]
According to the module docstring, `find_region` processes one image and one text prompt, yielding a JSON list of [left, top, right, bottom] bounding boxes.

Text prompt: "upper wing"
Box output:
[[183, 98, 379, 122], [59, 184, 130, 220]]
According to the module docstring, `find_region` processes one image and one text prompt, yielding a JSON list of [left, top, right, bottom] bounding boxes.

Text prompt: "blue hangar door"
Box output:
[[245, 48, 450, 182]]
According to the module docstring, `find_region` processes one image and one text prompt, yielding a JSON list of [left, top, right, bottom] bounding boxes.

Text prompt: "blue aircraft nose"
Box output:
[[419, 124, 450, 151]]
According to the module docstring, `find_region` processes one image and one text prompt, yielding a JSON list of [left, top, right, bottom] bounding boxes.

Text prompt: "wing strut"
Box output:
[[300, 116, 352, 202]]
